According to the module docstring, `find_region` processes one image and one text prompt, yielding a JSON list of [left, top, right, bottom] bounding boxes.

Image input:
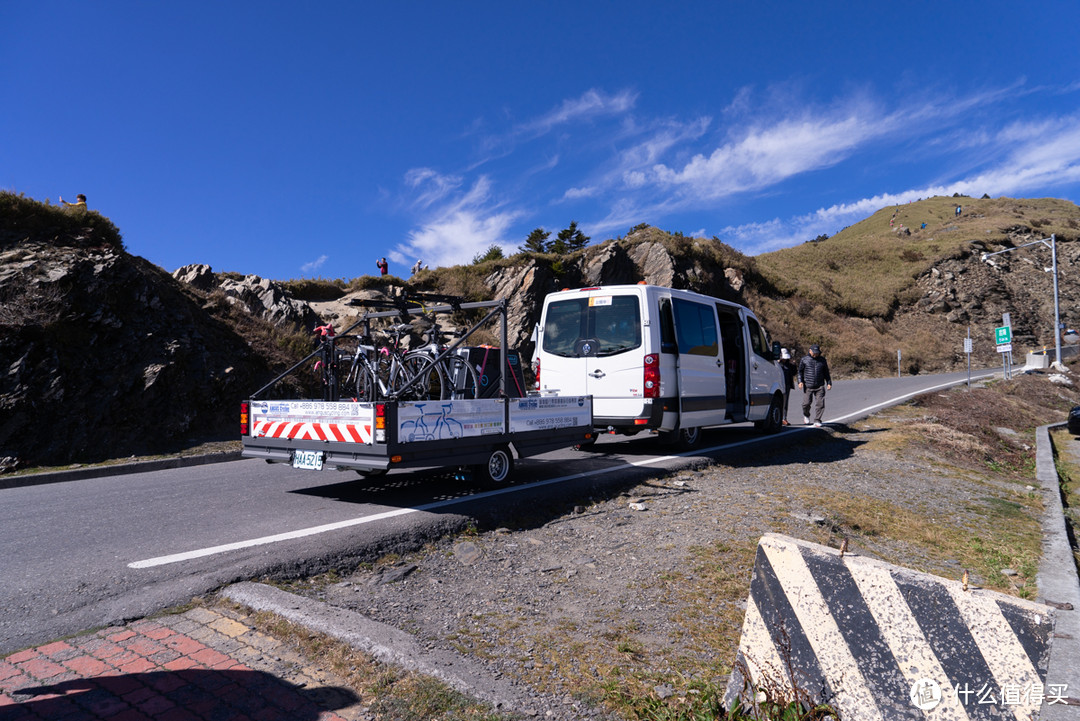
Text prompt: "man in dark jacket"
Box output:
[[797, 344, 832, 427]]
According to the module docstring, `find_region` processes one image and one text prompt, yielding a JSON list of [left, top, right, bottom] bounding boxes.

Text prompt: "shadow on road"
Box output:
[[288, 424, 880, 531], [10, 669, 359, 720]]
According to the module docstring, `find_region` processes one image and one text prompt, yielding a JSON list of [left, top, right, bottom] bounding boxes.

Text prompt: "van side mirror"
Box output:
[[771, 341, 781, 361]]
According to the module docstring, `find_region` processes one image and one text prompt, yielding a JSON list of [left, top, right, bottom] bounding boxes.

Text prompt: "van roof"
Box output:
[[547, 284, 752, 312]]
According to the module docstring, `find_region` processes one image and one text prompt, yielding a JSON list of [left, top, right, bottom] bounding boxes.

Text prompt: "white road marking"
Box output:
[[129, 372, 998, 569]]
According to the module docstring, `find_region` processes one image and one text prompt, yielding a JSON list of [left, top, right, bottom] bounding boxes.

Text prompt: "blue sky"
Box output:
[[3, 1, 1080, 281]]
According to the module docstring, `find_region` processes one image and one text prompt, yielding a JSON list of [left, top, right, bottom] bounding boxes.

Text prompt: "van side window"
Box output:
[[672, 299, 718, 357], [658, 298, 677, 354], [747, 317, 770, 359]]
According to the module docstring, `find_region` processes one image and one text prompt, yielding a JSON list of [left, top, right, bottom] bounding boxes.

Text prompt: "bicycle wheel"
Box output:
[[440, 355, 480, 399], [396, 352, 444, 401], [354, 360, 377, 402]]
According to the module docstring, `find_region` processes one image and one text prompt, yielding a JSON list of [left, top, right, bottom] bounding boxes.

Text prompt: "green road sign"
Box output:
[[995, 326, 1012, 345]]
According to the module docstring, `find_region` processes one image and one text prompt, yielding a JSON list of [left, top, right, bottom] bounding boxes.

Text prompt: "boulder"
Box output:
[[216, 274, 322, 333], [485, 260, 556, 363], [583, 242, 638, 286], [172, 263, 216, 292], [627, 242, 678, 287]]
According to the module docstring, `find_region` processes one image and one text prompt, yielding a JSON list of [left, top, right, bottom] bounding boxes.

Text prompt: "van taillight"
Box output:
[[534, 358, 541, 390], [643, 354, 660, 398], [240, 401, 249, 436]]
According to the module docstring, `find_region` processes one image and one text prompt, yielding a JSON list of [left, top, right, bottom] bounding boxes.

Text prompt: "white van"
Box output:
[[535, 284, 785, 447]]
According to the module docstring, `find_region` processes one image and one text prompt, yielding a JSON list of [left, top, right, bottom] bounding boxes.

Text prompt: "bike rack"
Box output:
[[250, 292, 512, 404]]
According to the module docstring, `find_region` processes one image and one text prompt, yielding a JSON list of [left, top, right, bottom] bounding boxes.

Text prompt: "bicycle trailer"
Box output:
[[239, 295, 593, 483], [241, 395, 591, 482]]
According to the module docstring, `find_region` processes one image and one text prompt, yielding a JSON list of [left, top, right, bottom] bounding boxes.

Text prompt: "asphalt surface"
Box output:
[[3, 370, 1079, 717]]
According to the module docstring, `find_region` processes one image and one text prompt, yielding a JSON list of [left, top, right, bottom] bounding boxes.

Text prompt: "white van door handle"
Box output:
[[590, 369, 606, 379]]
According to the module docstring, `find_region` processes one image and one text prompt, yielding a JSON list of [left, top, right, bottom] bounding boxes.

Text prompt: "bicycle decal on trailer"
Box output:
[[398, 403, 465, 442]]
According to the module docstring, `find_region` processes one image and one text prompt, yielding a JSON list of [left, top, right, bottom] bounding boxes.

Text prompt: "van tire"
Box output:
[[661, 426, 702, 450], [755, 395, 783, 434], [473, 446, 514, 484]]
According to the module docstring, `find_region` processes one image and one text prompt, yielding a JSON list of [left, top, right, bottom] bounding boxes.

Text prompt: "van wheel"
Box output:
[[356, 469, 388, 478], [662, 426, 702, 450], [473, 446, 514, 484], [755, 395, 783, 434]]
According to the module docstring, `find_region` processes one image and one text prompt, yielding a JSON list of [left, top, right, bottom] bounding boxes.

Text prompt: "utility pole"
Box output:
[[980, 234, 1062, 370]]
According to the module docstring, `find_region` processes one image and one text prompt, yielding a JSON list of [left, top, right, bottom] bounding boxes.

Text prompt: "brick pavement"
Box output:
[[0, 604, 368, 720]]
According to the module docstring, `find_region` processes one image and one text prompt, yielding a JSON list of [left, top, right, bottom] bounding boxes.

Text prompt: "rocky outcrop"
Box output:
[[1, 244, 271, 468], [173, 265, 321, 332], [583, 241, 638, 286], [627, 242, 678, 288], [484, 260, 557, 362]]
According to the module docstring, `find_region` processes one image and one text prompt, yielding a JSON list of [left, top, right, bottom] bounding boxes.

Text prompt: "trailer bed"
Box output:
[[242, 395, 592, 478]]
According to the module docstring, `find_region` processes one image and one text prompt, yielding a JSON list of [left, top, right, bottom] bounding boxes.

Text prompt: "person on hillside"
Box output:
[[955, 204, 962, 218], [411, 259, 423, 276], [376, 257, 389, 276], [778, 348, 797, 426], [60, 193, 87, 210], [798, 344, 832, 427]]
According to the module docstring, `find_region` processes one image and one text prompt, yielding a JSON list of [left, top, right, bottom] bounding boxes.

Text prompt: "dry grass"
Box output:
[[226, 601, 514, 721]]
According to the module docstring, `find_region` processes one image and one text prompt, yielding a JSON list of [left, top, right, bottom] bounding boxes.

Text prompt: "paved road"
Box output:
[[0, 368, 998, 655]]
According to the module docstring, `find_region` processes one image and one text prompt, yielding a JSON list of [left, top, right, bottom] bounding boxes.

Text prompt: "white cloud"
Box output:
[[404, 167, 464, 210], [394, 175, 523, 268], [517, 88, 638, 138], [563, 185, 599, 200], [652, 105, 890, 200], [300, 254, 328, 274]]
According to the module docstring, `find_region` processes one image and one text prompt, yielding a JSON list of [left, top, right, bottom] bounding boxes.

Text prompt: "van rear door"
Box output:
[[539, 291, 645, 413]]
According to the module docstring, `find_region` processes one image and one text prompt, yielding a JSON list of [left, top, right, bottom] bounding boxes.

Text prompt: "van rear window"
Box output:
[[542, 296, 642, 357]]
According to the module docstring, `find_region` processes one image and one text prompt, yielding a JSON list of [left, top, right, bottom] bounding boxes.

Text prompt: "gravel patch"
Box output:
[[285, 418, 1045, 718]]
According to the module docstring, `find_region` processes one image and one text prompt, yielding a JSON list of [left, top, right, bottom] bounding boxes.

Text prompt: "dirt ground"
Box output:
[[273, 372, 1077, 719]]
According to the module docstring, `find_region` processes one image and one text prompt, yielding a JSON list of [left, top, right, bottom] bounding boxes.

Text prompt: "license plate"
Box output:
[[292, 450, 324, 470]]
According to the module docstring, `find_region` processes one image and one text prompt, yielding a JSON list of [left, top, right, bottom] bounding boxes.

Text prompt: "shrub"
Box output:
[[0, 191, 124, 252], [281, 278, 347, 301]]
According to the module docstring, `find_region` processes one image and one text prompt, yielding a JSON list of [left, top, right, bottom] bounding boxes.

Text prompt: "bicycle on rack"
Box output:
[[341, 317, 480, 402], [341, 321, 411, 402], [396, 316, 480, 401]]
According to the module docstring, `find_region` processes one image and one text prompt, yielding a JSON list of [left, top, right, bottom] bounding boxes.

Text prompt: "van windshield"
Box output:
[[542, 295, 642, 357]]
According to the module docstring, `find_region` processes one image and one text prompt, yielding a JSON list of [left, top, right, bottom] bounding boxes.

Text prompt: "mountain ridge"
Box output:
[[2, 192, 1078, 469]]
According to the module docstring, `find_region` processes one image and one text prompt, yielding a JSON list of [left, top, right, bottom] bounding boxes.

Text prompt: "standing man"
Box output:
[[798, 344, 832, 427], [376, 257, 389, 276], [778, 348, 797, 426]]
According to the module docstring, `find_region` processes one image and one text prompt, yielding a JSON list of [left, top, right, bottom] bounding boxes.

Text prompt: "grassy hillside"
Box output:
[[755, 195, 1080, 318]]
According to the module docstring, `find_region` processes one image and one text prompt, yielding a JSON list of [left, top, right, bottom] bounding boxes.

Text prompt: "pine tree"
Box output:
[[557, 221, 590, 252], [520, 228, 551, 253]]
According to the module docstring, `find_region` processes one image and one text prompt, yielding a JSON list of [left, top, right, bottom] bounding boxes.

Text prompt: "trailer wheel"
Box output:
[[754, 395, 783, 434], [474, 446, 514, 484]]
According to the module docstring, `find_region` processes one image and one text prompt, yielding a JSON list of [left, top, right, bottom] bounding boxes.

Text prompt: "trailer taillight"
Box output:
[[375, 403, 386, 442], [643, 354, 660, 398], [240, 401, 249, 436]]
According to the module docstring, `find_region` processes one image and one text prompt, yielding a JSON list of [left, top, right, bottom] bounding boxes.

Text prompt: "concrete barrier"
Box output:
[[726, 534, 1060, 721]]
